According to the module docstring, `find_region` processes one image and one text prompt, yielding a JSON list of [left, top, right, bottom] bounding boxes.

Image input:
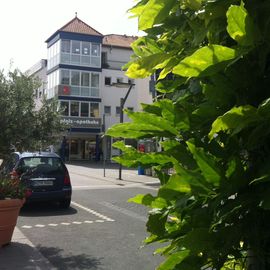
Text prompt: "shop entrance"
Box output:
[[68, 138, 96, 160], [67, 137, 100, 161]]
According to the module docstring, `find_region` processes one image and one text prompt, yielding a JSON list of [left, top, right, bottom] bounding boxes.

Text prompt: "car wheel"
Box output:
[[59, 199, 71, 209]]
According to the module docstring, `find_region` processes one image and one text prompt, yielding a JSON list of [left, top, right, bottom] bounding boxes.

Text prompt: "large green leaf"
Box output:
[[126, 53, 170, 78], [128, 194, 168, 209], [138, 0, 177, 30], [157, 250, 190, 270], [173, 45, 236, 78], [146, 210, 167, 235], [127, 111, 179, 135], [187, 141, 222, 187], [209, 105, 261, 139], [128, 194, 155, 206], [181, 228, 213, 253], [106, 122, 170, 139], [159, 174, 192, 195], [226, 4, 255, 46]]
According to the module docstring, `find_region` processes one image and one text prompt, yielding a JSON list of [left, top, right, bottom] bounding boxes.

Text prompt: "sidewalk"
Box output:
[[65, 160, 159, 187], [0, 161, 159, 269], [0, 227, 55, 269]]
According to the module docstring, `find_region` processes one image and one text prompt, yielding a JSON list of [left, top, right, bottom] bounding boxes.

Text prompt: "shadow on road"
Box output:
[[37, 245, 103, 270], [19, 202, 77, 217]]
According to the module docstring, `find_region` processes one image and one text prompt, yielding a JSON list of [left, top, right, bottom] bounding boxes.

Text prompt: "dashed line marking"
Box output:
[[21, 219, 114, 229], [84, 220, 93, 224], [71, 201, 115, 222], [35, 224, 45, 228], [21, 202, 115, 230], [22, 225, 32, 229]]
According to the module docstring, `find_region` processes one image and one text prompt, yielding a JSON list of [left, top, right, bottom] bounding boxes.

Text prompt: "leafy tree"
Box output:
[[0, 69, 65, 157], [107, 0, 270, 269]]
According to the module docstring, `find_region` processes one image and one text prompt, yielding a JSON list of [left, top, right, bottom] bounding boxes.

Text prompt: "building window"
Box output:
[[82, 42, 90, 55], [91, 43, 100, 56], [72, 40, 80, 54], [71, 71, 80, 85], [90, 103, 99, 117], [105, 77, 111, 86], [59, 69, 99, 97], [102, 52, 108, 68], [70, 101, 79, 116], [59, 101, 100, 117], [61, 70, 70, 85], [81, 102, 89, 117], [116, 77, 123, 83], [116, 106, 121, 115], [81, 72, 90, 87], [61, 40, 70, 53], [60, 101, 69, 116], [70, 140, 79, 155], [104, 106, 111, 115], [60, 39, 101, 68], [91, 73, 99, 88]]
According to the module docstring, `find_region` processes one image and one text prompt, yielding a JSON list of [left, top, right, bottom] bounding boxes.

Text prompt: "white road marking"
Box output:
[[20, 202, 116, 230], [71, 201, 115, 222], [100, 201, 147, 222], [84, 220, 93, 224], [61, 222, 70, 225], [22, 225, 32, 229]]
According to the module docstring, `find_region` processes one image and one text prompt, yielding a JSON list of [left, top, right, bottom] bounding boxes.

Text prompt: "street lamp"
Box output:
[[111, 82, 135, 180]]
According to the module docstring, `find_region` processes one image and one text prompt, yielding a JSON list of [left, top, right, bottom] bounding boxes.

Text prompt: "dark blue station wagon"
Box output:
[[0, 152, 72, 208]]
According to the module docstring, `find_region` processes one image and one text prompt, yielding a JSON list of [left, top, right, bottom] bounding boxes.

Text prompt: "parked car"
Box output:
[[0, 151, 72, 208]]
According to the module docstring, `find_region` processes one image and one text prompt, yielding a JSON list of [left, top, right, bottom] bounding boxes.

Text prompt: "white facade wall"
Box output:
[[101, 69, 152, 130], [26, 59, 47, 110], [101, 45, 152, 132]]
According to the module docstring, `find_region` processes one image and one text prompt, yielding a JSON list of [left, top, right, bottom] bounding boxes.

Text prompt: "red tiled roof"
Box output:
[[103, 34, 137, 48], [59, 16, 103, 36]]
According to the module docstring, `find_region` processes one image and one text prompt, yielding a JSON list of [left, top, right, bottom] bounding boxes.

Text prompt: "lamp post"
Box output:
[[111, 82, 135, 180]]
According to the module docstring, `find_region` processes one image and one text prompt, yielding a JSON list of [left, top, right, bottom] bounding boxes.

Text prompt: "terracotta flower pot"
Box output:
[[0, 199, 25, 246]]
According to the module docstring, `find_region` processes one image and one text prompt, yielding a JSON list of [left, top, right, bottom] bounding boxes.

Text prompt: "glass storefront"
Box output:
[[61, 137, 101, 161]]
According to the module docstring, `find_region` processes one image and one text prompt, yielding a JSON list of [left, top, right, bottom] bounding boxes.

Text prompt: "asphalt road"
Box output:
[[16, 165, 163, 270]]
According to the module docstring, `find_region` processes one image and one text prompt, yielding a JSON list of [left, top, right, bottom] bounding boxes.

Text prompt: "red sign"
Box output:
[[63, 86, 70, 95]]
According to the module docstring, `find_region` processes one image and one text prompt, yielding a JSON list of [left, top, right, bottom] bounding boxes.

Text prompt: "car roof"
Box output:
[[14, 151, 61, 159]]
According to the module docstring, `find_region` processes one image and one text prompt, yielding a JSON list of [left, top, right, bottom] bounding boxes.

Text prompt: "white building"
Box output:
[[28, 15, 153, 160]]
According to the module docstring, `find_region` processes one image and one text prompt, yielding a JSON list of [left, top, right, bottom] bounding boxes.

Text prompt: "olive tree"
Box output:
[[107, 0, 270, 269], [0, 69, 65, 157]]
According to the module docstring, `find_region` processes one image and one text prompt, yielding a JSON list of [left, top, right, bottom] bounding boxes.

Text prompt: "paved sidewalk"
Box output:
[[0, 227, 55, 269], [65, 160, 159, 187], [0, 161, 159, 269]]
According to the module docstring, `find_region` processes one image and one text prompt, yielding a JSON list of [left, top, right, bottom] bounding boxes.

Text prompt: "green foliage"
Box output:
[[0, 178, 26, 200], [107, 0, 270, 269], [0, 70, 65, 157]]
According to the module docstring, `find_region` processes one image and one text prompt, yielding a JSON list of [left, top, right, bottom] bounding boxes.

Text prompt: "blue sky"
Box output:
[[1, 0, 139, 72]]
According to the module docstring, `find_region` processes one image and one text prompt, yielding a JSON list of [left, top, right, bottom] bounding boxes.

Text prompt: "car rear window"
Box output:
[[18, 157, 65, 173]]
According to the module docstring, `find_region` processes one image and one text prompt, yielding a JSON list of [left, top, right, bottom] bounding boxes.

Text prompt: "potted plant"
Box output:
[[0, 178, 26, 246]]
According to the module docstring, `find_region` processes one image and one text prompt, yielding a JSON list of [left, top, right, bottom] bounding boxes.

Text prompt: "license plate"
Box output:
[[32, 180, 53, 186], [31, 178, 55, 186]]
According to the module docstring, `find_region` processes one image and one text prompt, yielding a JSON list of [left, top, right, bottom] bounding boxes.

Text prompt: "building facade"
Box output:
[[28, 16, 153, 160]]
